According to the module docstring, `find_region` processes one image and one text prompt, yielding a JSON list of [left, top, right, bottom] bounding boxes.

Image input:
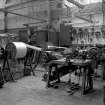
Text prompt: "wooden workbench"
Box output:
[[46, 58, 93, 95]]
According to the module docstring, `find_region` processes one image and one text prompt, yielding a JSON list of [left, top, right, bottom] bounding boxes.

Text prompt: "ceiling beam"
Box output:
[[5, 0, 37, 9], [0, 9, 47, 22], [67, 0, 84, 9], [75, 15, 93, 23], [4, 0, 84, 10], [64, 4, 71, 8]]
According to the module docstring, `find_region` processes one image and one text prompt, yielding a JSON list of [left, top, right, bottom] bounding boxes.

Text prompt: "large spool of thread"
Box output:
[[6, 42, 27, 59]]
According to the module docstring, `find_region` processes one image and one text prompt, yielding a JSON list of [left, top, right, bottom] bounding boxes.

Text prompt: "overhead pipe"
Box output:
[[23, 21, 48, 26], [67, 0, 84, 9]]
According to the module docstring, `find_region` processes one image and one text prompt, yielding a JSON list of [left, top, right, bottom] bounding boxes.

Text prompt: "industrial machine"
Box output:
[[0, 42, 98, 94], [2, 42, 42, 81]]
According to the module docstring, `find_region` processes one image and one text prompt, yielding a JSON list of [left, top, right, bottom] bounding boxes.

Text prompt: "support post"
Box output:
[[47, 0, 51, 42], [104, 84, 105, 105], [102, 0, 105, 35], [4, 9, 8, 33]]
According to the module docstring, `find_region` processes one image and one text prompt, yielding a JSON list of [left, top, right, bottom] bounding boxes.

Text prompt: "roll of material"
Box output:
[[6, 42, 27, 59]]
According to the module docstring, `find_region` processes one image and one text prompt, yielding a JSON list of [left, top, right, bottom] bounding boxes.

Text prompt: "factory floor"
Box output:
[[0, 73, 104, 105]]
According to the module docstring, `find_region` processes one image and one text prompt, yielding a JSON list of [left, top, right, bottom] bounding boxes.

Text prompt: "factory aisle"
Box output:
[[0, 76, 103, 105]]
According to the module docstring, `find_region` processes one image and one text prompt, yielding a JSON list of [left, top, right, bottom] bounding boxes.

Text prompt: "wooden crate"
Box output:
[[3, 61, 24, 81]]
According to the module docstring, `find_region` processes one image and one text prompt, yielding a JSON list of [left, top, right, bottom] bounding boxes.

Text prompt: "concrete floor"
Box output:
[[0, 74, 104, 105]]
